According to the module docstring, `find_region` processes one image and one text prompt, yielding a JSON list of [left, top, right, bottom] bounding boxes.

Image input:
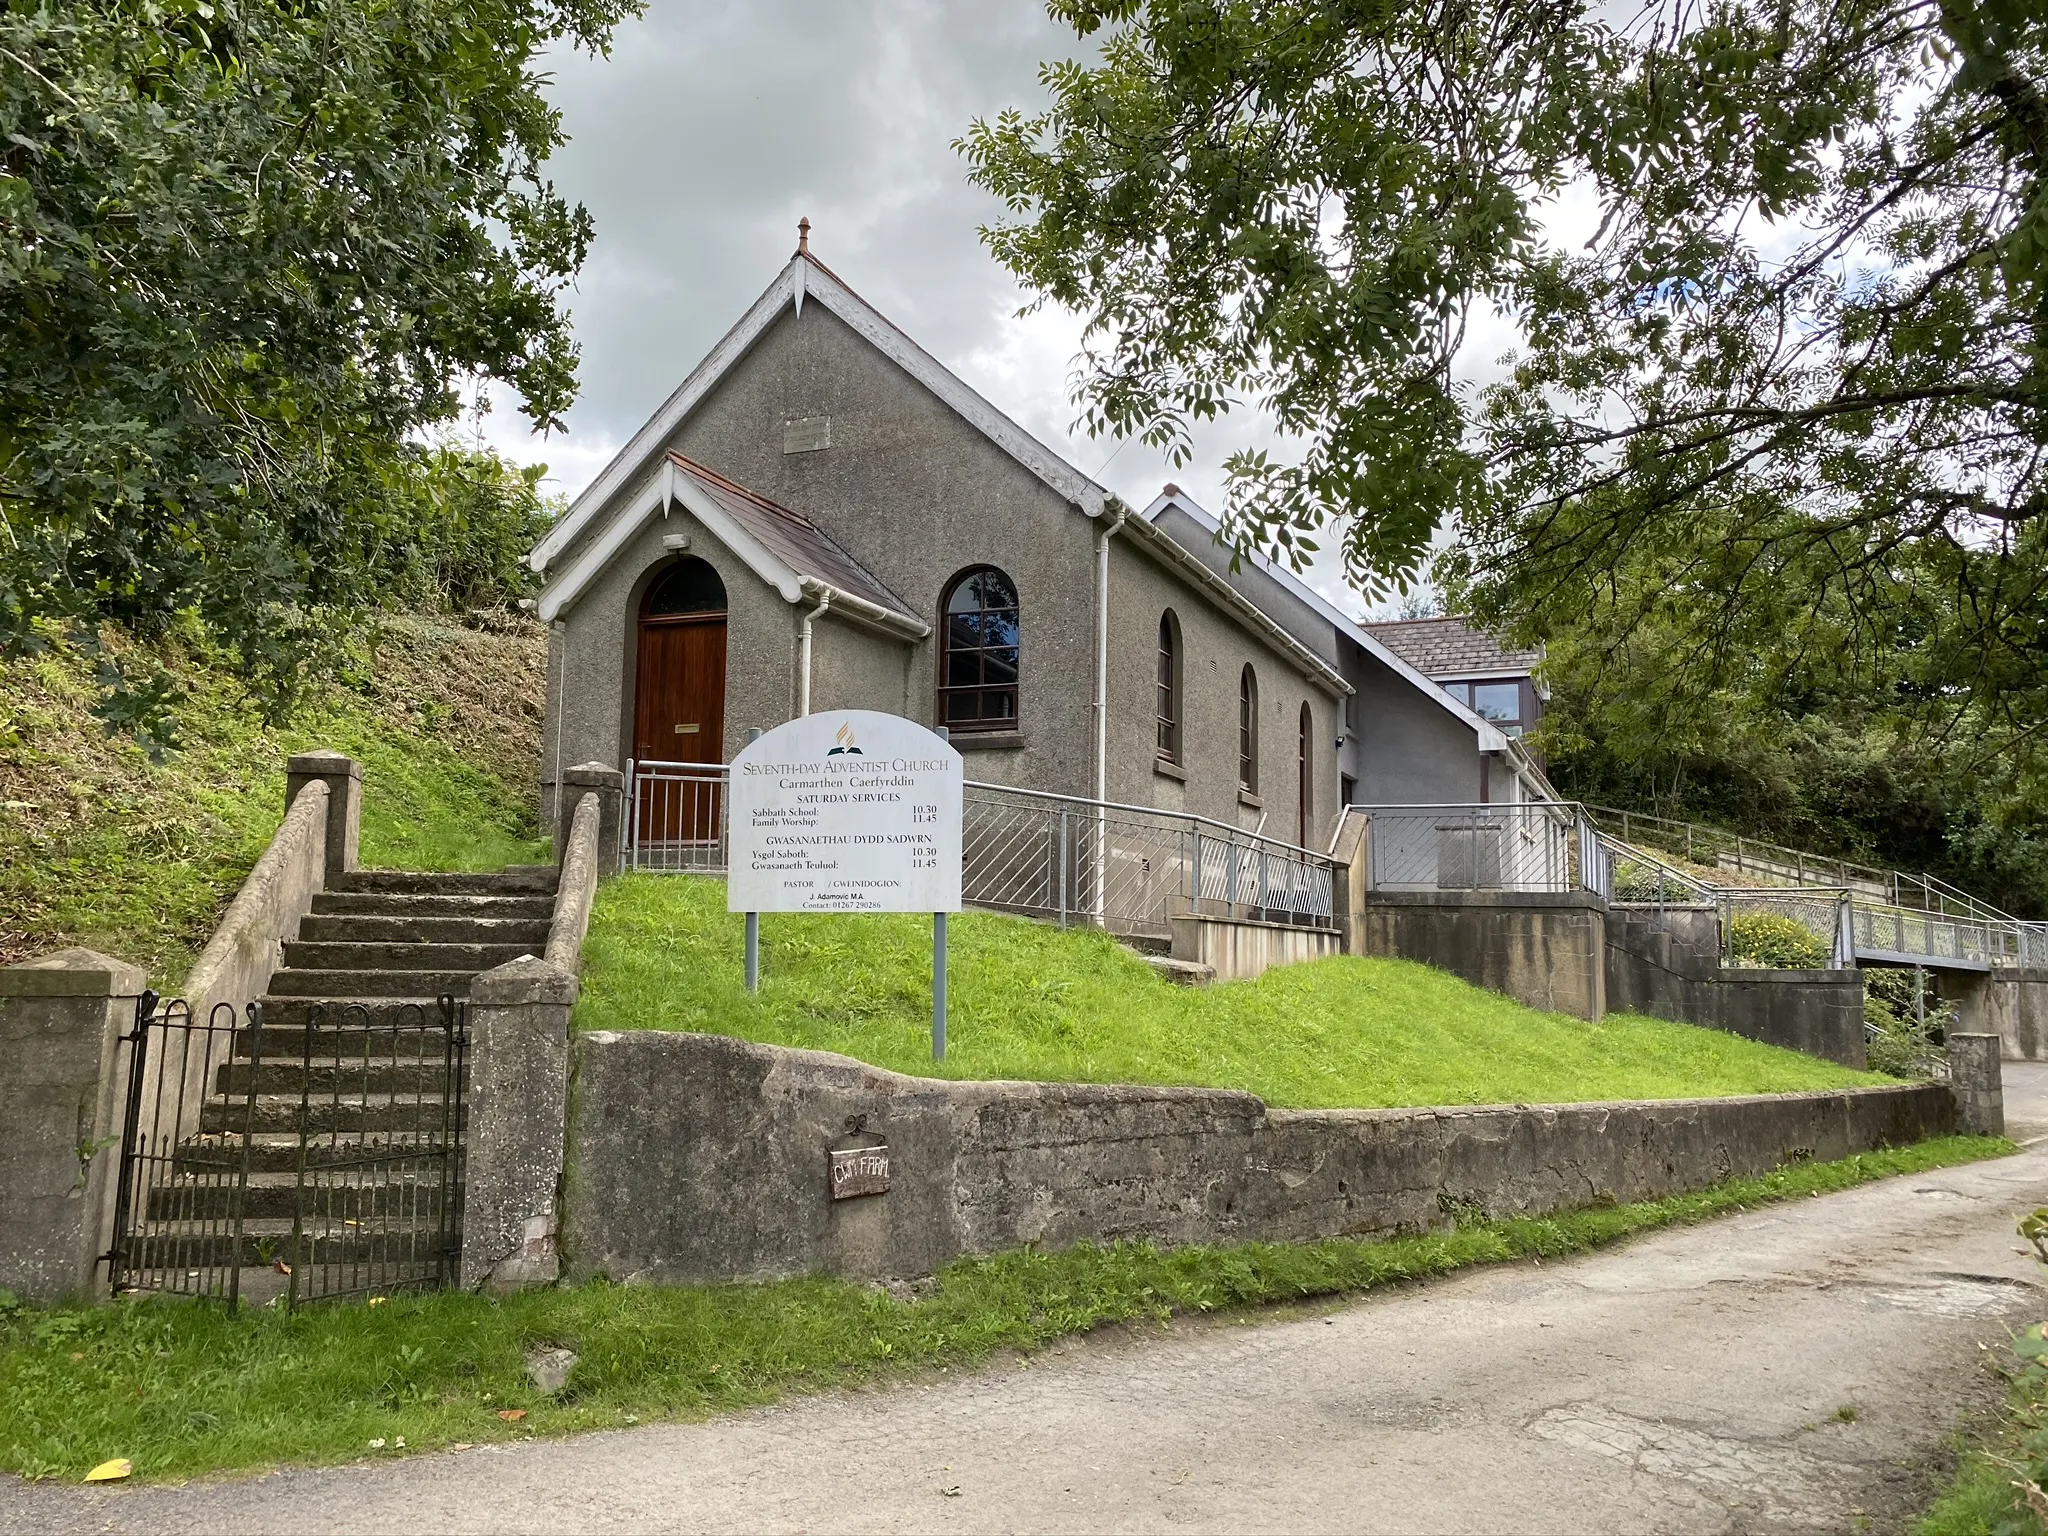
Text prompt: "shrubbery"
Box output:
[[1727, 911, 1830, 969]]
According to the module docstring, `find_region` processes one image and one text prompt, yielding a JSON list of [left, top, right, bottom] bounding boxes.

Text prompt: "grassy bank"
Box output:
[[0, 1135, 2009, 1485], [0, 617, 549, 978], [575, 875, 1889, 1108]]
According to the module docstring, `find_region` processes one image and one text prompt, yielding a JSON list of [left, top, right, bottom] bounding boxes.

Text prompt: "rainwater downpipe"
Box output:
[[797, 586, 832, 717], [1091, 504, 1128, 923]]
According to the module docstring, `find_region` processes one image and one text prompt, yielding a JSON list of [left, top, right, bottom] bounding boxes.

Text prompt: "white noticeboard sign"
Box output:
[[727, 709, 963, 914]]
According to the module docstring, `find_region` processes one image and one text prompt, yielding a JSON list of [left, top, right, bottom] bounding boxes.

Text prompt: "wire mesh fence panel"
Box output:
[[284, 1000, 466, 1305], [627, 760, 728, 873], [1719, 889, 1853, 966], [1851, 903, 2013, 967], [107, 994, 262, 1305]]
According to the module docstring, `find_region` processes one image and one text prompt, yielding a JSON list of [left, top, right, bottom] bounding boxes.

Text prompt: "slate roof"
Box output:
[[664, 452, 919, 625], [1358, 617, 1542, 679]]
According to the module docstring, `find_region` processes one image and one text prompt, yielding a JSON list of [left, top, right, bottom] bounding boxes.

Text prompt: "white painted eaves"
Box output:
[[535, 458, 928, 640], [530, 253, 1110, 575], [1138, 490, 1511, 753]]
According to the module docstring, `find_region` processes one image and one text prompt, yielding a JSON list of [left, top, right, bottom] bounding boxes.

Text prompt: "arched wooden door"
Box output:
[[633, 559, 727, 843]]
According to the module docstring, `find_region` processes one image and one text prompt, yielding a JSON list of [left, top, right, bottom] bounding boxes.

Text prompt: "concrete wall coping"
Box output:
[[1719, 967, 1863, 983], [1174, 909, 1343, 937], [0, 948, 147, 998], [545, 793, 602, 970], [285, 749, 362, 781], [1363, 888, 1608, 913], [578, 1026, 1932, 1124], [474, 956, 580, 1006]]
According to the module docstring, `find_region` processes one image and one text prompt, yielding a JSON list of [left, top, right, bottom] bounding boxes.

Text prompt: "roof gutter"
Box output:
[[795, 577, 930, 641]]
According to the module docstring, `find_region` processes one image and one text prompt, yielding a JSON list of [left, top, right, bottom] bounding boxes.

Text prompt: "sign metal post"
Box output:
[[932, 911, 947, 1061], [728, 709, 963, 1059]]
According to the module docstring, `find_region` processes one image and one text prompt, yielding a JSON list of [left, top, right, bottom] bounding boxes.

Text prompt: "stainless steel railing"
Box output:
[[624, 760, 1340, 943]]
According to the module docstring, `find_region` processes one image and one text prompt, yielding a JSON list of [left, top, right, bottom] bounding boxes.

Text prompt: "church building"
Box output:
[[529, 228, 1523, 852]]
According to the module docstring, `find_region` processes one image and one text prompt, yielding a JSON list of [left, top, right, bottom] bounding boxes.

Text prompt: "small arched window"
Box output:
[[1238, 665, 1259, 791], [939, 566, 1020, 731], [1297, 702, 1314, 847], [1156, 610, 1183, 764], [643, 557, 727, 617]]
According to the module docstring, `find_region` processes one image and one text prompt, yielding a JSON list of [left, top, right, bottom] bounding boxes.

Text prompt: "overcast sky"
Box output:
[[477, 0, 1417, 620]]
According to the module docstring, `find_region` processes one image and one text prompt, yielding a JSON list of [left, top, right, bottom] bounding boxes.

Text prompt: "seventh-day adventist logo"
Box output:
[[827, 720, 863, 756]]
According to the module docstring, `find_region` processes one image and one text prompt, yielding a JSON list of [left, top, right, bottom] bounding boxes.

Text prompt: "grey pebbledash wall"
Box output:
[[560, 1028, 1956, 1286]]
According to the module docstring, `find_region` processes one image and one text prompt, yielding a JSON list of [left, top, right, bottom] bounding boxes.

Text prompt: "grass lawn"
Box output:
[[575, 875, 1891, 1108], [0, 1135, 2010, 1485]]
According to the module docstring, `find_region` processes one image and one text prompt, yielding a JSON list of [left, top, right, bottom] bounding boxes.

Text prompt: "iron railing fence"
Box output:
[[625, 760, 1339, 942], [1604, 838, 1721, 908], [105, 993, 466, 1308], [107, 993, 261, 1305], [1852, 903, 2014, 970], [281, 999, 467, 1305], [1351, 802, 1584, 894]]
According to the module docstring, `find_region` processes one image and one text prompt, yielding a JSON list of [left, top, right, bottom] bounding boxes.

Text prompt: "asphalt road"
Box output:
[[11, 1071, 2048, 1536]]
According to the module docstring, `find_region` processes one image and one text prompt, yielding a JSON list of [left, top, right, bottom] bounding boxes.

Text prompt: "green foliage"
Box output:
[[1918, 1212, 2048, 1535], [0, 0, 635, 721], [964, 0, 2048, 800], [379, 443, 556, 615], [1524, 568, 2048, 919], [576, 875, 1882, 1107], [1727, 912, 1830, 970], [0, 616, 547, 977], [0, 1134, 2008, 1483], [1864, 968, 1952, 1079]]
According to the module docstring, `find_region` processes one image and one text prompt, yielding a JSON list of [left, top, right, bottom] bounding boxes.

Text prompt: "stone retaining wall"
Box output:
[[561, 1029, 1956, 1286]]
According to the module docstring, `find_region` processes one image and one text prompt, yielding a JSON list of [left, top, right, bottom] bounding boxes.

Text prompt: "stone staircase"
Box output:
[[133, 866, 557, 1293]]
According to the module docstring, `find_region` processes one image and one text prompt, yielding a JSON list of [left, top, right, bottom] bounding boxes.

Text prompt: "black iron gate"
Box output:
[[107, 992, 467, 1307]]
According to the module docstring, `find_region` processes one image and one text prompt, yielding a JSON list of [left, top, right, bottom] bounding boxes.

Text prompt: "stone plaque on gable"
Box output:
[[728, 709, 962, 914]]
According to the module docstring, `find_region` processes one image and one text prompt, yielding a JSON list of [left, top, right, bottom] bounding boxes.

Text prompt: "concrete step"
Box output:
[[309, 891, 557, 920], [297, 914, 553, 945], [201, 1093, 468, 1134], [128, 1217, 458, 1269], [153, 1171, 457, 1221], [249, 998, 449, 1033], [267, 969, 482, 999], [175, 1134, 438, 1174], [326, 868, 556, 896], [280, 940, 534, 973], [214, 1057, 459, 1097]]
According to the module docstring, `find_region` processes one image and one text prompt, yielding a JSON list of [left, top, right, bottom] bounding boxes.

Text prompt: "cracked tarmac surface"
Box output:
[[11, 1068, 2048, 1535]]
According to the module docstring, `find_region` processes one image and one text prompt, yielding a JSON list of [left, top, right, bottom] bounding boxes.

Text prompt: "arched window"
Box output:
[[643, 557, 727, 617], [939, 566, 1020, 731], [1297, 702, 1314, 847], [1156, 610, 1183, 764], [1238, 665, 1259, 791]]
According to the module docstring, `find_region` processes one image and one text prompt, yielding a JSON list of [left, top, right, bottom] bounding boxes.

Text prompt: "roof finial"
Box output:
[[797, 216, 811, 256]]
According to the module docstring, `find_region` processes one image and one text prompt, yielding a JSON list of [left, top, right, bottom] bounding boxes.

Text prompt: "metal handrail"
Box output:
[[1584, 803, 2020, 927], [963, 778, 1339, 866]]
